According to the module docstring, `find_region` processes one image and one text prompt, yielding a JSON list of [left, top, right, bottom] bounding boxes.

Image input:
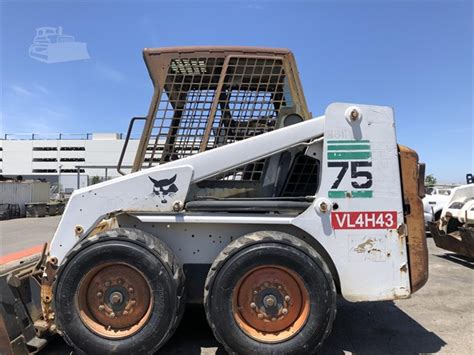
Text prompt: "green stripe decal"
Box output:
[[328, 190, 373, 198], [352, 190, 373, 198], [327, 152, 371, 160], [327, 140, 370, 143], [328, 191, 347, 198], [327, 144, 370, 151]]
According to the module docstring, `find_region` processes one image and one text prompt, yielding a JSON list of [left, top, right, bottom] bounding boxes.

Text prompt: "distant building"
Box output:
[[0, 133, 139, 192]]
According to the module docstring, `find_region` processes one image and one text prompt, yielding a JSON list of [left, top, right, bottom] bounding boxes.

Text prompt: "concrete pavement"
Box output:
[[0, 216, 59, 256]]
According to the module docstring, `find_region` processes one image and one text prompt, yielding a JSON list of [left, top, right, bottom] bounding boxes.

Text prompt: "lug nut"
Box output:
[[253, 290, 258, 295], [123, 310, 129, 316], [97, 291, 103, 298], [282, 308, 288, 315], [128, 287, 134, 293], [98, 305, 105, 311], [284, 295, 291, 302], [271, 317, 277, 322], [109, 312, 115, 318], [130, 299, 136, 305], [257, 313, 264, 319], [250, 302, 257, 309], [104, 281, 111, 287]]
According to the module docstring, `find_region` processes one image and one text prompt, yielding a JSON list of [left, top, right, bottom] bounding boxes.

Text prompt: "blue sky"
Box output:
[[0, 0, 472, 183]]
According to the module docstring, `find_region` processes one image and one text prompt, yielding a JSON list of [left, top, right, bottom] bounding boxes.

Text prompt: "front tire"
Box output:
[[204, 231, 337, 354], [54, 228, 185, 354]]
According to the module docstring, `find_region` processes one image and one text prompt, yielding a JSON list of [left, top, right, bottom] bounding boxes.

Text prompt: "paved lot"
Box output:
[[0, 216, 60, 256], [1, 216, 472, 354]]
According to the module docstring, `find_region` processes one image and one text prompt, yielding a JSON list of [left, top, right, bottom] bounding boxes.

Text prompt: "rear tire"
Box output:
[[204, 231, 336, 354], [54, 228, 185, 354]]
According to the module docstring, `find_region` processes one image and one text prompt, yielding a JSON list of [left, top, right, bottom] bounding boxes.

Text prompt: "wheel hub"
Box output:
[[77, 263, 153, 338], [232, 266, 310, 343]]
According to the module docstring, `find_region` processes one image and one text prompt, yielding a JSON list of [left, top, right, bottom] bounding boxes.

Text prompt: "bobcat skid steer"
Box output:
[[0, 47, 428, 354]]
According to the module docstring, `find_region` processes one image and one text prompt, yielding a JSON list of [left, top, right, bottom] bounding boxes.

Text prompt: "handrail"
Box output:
[[117, 117, 146, 175]]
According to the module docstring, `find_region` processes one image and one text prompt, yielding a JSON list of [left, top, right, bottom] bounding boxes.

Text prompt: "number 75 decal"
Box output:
[[328, 161, 373, 189]]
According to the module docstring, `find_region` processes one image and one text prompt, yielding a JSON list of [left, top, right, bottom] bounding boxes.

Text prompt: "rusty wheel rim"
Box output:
[[232, 265, 310, 343], [76, 263, 153, 338]]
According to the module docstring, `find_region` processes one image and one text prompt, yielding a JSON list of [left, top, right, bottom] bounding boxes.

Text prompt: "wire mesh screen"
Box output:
[[144, 57, 224, 164], [207, 57, 286, 149], [281, 154, 320, 197], [143, 55, 292, 181]]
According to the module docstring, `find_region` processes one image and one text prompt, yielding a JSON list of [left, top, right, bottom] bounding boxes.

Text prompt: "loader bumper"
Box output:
[[0, 252, 47, 354], [398, 145, 429, 293], [429, 222, 474, 259]]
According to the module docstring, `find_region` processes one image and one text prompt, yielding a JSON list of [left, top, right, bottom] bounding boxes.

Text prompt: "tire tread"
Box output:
[[204, 231, 337, 354], [54, 227, 185, 354]]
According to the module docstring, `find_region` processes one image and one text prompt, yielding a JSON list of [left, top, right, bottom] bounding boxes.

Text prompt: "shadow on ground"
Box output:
[[435, 253, 474, 269], [40, 299, 446, 354], [320, 299, 446, 354], [159, 298, 446, 354]]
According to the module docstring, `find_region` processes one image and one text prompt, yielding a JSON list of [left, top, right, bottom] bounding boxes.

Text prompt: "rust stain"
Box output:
[[88, 217, 118, 237], [397, 223, 407, 237]]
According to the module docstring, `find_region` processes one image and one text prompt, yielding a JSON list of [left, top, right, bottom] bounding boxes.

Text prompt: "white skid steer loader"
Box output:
[[0, 46, 428, 354]]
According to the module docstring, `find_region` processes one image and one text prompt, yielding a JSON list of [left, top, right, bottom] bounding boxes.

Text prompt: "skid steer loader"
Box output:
[[0, 46, 428, 354]]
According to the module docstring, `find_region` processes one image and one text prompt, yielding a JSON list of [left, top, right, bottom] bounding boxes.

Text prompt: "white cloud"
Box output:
[[10, 84, 51, 97], [34, 84, 51, 95], [3, 84, 72, 133], [10, 85, 34, 97], [95, 62, 125, 83]]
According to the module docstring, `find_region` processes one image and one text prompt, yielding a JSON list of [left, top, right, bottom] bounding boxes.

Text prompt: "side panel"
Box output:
[[49, 166, 194, 263], [294, 103, 411, 301]]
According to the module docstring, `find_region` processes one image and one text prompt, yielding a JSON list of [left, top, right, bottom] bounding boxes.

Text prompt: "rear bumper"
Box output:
[[398, 145, 429, 293]]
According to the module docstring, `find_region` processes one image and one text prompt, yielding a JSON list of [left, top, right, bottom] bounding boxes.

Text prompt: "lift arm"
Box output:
[[49, 116, 325, 263]]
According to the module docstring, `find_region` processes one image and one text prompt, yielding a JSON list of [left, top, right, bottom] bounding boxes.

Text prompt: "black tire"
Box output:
[[54, 228, 185, 354], [204, 231, 337, 354]]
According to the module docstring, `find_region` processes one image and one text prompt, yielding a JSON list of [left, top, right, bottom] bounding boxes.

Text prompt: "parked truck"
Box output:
[[0, 46, 428, 354]]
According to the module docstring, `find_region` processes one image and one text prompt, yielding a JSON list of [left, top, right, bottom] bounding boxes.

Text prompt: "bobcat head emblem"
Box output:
[[149, 174, 178, 203]]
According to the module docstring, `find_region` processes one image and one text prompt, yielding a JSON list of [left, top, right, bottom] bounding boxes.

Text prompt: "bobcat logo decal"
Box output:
[[149, 174, 178, 203]]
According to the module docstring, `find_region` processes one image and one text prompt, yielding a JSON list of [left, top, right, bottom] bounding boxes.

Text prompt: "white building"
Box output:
[[0, 133, 139, 192]]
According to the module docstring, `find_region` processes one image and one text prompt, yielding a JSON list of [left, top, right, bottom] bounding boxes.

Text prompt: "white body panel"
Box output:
[[423, 187, 453, 225], [49, 103, 410, 302], [440, 184, 474, 230]]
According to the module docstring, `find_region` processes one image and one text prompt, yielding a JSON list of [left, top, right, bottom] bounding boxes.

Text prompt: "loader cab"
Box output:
[[119, 47, 321, 212]]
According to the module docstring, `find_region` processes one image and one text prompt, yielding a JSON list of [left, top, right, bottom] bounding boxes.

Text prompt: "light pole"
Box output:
[[58, 164, 62, 200]]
